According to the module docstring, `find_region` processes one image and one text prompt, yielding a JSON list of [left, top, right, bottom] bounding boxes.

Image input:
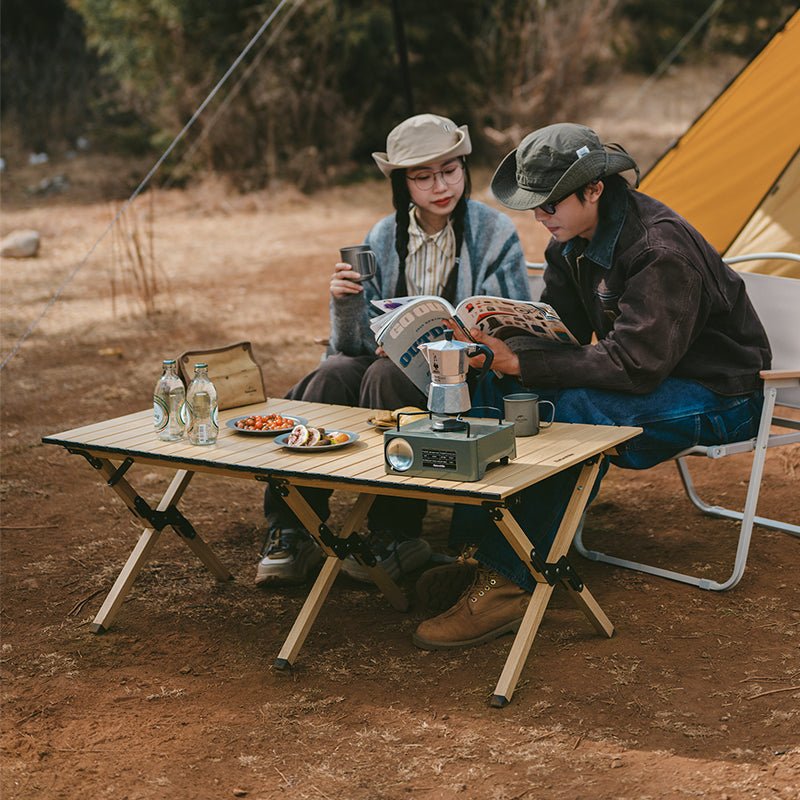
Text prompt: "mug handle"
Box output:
[[538, 400, 556, 428], [358, 251, 377, 281]]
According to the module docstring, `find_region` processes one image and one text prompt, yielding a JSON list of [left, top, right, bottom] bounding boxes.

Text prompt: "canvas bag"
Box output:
[[177, 341, 266, 411]]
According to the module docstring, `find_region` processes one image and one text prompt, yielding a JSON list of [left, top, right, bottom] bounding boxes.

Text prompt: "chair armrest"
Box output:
[[760, 368, 800, 380]]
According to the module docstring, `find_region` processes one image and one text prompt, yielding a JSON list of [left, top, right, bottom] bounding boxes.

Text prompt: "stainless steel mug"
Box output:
[[339, 244, 377, 282], [503, 392, 556, 437]]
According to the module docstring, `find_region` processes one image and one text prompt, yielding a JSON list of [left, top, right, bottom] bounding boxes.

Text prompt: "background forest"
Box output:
[[1, 0, 795, 191]]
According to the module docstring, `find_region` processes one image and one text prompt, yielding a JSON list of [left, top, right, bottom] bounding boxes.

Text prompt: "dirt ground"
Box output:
[[2, 62, 799, 800]]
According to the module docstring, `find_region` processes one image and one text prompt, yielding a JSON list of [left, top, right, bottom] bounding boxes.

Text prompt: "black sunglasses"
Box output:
[[537, 179, 602, 215], [537, 197, 566, 215]]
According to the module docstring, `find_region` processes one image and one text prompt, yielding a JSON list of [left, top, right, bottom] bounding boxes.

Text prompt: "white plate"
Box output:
[[274, 430, 359, 451], [226, 414, 307, 436], [367, 412, 429, 430], [367, 419, 396, 430]]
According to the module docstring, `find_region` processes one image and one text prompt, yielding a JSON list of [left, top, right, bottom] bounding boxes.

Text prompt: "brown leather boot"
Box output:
[[413, 567, 531, 650], [415, 556, 479, 615]]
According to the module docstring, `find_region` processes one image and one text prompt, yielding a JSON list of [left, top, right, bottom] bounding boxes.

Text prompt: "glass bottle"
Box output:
[[153, 359, 186, 442], [185, 363, 218, 445]]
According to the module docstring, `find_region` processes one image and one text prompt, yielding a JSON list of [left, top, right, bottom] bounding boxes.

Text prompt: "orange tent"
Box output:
[[641, 11, 800, 277]]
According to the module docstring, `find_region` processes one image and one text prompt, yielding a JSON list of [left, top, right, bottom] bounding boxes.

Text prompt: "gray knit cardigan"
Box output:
[[330, 199, 531, 356]]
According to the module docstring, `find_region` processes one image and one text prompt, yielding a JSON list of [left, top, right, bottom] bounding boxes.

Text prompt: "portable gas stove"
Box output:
[[383, 413, 516, 481], [382, 329, 516, 480]]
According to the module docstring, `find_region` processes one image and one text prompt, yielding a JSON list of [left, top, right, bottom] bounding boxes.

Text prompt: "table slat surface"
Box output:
[[43, 399, 641, 501]]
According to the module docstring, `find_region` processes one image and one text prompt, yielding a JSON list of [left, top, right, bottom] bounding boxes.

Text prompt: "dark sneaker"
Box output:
[[412, 568, 530, 650], [255, 526, 323, 586], [340, 530, 432, 584], [415, 556, 479, 614]]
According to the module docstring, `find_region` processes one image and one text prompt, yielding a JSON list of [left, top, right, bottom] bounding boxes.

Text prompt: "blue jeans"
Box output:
[[451, 375, 763, 592]]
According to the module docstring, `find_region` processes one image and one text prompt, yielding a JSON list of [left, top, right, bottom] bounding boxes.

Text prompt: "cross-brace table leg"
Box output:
[[70, 453, 233, 633], [487, 458, 612, 707], [273, 482, 409, 671]]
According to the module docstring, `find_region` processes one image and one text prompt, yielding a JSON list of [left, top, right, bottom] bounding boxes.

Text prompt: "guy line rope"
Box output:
[[0, 0, 299, 373], [621, 0, 726, 117], [163, 0, 304, 190]]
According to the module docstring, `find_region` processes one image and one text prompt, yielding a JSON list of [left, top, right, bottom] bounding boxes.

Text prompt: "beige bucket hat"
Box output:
[[372, 113, 472, 177], [491, 123, 639, 210]]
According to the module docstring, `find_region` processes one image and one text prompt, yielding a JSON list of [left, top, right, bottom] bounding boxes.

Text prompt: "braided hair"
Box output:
[[389, 160, 472, 301]]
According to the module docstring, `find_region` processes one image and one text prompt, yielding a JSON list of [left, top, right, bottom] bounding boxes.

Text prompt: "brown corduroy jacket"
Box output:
[[517, 186, 771, 396]]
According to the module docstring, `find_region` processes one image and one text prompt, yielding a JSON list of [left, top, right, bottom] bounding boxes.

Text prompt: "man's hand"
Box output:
[[441, 320, 521, 376], [467, 328, 521, 377], [330, 261, 364, 299]]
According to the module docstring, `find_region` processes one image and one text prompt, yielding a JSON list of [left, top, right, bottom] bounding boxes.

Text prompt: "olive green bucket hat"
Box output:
[[372, 113, 471, 177], [491, 123, 639, 210]]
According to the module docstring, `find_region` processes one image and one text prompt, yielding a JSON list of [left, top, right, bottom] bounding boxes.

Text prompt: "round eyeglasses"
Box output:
[[406, 162, 464, 191]]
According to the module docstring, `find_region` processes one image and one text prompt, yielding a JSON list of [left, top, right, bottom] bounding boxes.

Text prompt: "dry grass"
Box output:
[[109, 191, 165, 317]]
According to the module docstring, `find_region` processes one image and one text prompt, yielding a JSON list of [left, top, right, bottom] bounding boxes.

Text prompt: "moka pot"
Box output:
[[418, 330, 494, 415]]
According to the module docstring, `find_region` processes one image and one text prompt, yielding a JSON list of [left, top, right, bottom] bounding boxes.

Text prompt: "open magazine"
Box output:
[[372, 294, 578, 394]]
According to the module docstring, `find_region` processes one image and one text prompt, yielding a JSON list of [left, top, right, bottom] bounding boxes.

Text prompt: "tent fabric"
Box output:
[[640, 11, 800, 278], [725, 149, 800, 276]]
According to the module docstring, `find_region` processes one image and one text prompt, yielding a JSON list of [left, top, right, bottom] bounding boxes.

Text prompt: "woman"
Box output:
[[257, 113, 531, 587]]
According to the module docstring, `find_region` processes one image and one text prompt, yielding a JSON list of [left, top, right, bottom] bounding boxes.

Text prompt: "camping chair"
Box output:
[[573, 254, 800, 591]]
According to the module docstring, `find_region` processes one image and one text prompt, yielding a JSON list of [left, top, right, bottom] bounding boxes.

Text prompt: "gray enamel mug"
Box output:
[[339, 244, 377, 282], [504, 393, 556, 437]]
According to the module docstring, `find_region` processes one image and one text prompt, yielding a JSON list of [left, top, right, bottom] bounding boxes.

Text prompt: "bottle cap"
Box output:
[[162, 358, 176, 365]]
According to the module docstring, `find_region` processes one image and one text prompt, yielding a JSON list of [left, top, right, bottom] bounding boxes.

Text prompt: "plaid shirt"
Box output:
[[331, 199, 530, 357], [405, 207, 456, 296]]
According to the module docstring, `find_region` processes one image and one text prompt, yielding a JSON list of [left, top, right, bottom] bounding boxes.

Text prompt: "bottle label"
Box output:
[[153, 395, 168, 431]]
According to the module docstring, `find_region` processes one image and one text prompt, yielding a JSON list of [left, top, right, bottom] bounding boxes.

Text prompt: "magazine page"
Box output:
[[370, 296, 418, 314], [368, 296, 420, 336], [454, 295, 578, 345], [374, 297, 458, 394], [369, 294, 456, 337]]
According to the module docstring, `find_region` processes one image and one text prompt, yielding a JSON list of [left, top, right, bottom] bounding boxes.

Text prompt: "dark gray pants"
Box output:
[[264, 354, 428, 534]]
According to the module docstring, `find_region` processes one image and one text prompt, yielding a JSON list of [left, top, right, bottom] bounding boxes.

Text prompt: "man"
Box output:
[[413, 122, 771, 650]]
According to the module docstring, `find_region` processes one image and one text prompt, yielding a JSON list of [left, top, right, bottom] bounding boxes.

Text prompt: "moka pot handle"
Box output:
[[469, 342, 494, 383]]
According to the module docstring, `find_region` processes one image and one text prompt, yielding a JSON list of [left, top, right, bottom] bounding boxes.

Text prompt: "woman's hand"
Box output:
[[330, 262, 364, 299], [467, 327, 521, 376]]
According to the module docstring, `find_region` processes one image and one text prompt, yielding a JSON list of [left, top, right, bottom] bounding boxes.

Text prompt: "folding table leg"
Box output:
[[273, 488, 370, 669], [89, 464, 232, 633], [488, 458, 612, 706], [490, 583, 554, 707], [275, 487, 407, 671], [273, 557, 343, 670], [91, 469, 190, 633], [280, 485, 408, 612], [562, 583, 613, 637]]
